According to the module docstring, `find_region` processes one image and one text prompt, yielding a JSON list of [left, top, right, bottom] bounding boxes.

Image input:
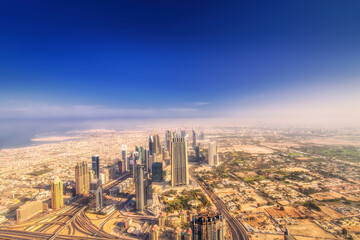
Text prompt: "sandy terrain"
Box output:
[[302, 137, 360, 147], [311, 191, 346, 201], [287, 219, 336, 239], [319, 206, 344, 219], [230, 145, 274, 154]]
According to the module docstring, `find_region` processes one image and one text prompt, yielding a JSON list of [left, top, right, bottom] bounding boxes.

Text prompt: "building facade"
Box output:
[[75, 161, 90, 195], [121, 145, 128, 171], [16, 201, 43, 223], [191, 213, 225, 240], [51, 177, 63, 209], [135, 164, 153, 212], [152, 162, 163, 182], [171, 138, 189, 187], [92, 155, 100, 179], [208, 142, 217, 166]]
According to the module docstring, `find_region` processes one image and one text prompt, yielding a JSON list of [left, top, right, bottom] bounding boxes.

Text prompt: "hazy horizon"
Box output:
[[1, 1, 360, 147]]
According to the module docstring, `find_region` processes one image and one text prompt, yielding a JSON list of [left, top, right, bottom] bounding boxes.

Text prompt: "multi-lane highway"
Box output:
[[0, 173, 131, 240], [190, 166, 249, 240]]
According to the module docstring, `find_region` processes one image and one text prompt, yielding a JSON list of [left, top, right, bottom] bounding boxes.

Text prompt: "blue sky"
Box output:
[[0, 0, 360, 125]]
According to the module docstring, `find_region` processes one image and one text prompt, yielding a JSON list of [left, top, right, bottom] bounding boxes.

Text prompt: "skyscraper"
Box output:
[[90, 179, 103, 211], [166, 130, 173, 157], [181, 130, 187, 138], [135, 164, 145, 212], [121, 145, 128, 171], [92, 155, 100, 179], [192, 130, 197, 149], [75, 161, 90, 195], [135, 164, 153, 212], [152, 162, 163, 182], [171, 138, 189, 187], [118, 159, 125, 174], [208, 142, 217, 166], [51, 177, 63, 209], [191, 213, 225, 240], [149, 135, 154, 155]]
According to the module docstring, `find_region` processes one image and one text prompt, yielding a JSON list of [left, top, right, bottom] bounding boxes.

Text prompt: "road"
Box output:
[[190, 167, 249, 240], [0, 173, 131, 240]]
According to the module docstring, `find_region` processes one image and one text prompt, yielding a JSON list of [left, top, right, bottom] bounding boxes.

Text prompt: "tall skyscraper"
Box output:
[[156, 134, 161, 154], [149, 135, 154, 155], [75, 161, 90, 195], [92, 155, 100, 179], [121, 145, 128, 171], [192, 130, 197, 149], [90, 179, 103, 211], [191, 213, 225, 240], [51, 177, 63, 209], [138, 146, 145, 165], [118, 160, 125, 174], [152, 162, 163, 182], [166, 130, 173, 156], [135, 164, 153, 212], [208, 142, 217, 166], [181, 130, 187, 138], [171, 138, 189, 187]]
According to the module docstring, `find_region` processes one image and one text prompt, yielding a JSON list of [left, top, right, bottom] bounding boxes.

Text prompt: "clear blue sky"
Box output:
[[0, 0, 360, 121]]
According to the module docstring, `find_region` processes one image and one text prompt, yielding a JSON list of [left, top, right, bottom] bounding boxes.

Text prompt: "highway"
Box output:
[[190, 167, 249, 240], [0, 173, 131, 240]]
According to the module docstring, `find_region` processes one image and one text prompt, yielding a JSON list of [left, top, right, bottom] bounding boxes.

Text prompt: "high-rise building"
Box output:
[[199, 131, 205, 140], [208, 142, 217, 166], [138, 146, 146, 165], [181, 130, 187, 138], [121, 145, 128, 171], [152, 162, 163, 182], [100, 170, 109, 184], [109, 167, 116, 180], [192, 130, 197, 149], [90, 179, 103, 211], [16, 201, 43, 223], [195, 146, 200, 161], [150, 133, 161, 155], [75, 161, 90, 195], [145, 149, 150, 172], [166, 130, 173, 156], [149, 135, 154, 155], [171, 138, 189, 187], [191, 213, 225, 240], [156, 134, 161, 154], [118, 160, 125, 174], [92, 155, 100, 179], [89, 170, 95, 181], [135, 164, 153, 212], [51, 177, 63, 209]]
